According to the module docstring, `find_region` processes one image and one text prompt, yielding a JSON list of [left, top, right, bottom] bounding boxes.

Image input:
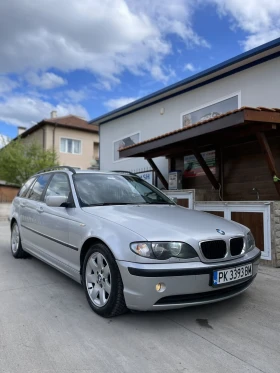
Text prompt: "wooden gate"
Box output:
[[194, 202, 271, 260]]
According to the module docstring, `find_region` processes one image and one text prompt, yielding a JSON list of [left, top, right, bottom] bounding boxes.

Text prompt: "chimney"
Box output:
[[50, 110, 57, 119], [18, 126, 26, 136]]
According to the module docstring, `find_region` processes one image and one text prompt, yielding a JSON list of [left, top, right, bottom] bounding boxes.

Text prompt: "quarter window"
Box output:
[[18, 177, 36, 198], [60, 138, 81, 154], [28, 174, 51, 201], [45, 173, 71, 199]]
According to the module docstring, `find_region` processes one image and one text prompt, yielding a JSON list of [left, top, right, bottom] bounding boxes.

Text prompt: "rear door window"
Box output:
[[18, 177, 36, 198], [28, 174, 51, 201]]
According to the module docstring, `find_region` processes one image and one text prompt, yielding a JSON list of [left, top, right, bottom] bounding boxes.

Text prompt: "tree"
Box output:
[[0, 139, 58, 185]]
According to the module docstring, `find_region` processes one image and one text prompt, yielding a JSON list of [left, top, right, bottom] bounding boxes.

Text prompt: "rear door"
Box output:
[[20, 173, 52, 253]]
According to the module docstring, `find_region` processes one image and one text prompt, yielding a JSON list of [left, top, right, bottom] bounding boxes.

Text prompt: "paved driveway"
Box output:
[[0, 221, 280, 373]]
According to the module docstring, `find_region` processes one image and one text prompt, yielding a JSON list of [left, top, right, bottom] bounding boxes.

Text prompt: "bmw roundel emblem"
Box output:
[[216, 229, 225, 235]]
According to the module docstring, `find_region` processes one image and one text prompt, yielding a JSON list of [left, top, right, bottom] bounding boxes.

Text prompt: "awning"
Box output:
[[120, 107, 280, 159], [119, 107, 280, 195]]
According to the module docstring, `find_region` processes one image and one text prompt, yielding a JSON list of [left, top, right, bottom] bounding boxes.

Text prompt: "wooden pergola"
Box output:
[[120, 107, 280, 197]]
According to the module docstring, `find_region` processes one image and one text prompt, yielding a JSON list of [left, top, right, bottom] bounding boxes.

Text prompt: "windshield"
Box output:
[[73, 173, 174, 207]]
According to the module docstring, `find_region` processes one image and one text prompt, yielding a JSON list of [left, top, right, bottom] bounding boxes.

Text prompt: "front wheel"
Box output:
[[82, 243, 127, 317], [11, 222, 28, 258]]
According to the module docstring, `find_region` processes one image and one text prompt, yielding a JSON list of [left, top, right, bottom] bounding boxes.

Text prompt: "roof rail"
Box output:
[[36, 166, 77, 175], [110, 170, 139, 177]]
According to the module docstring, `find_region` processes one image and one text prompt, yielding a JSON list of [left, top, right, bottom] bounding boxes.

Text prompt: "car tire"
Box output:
[[82, 243, 127, 318], [11, 222, 28, 258]]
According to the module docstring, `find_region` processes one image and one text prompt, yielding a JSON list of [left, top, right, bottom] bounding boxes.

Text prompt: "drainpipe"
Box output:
[[53, 123, 57, 162]]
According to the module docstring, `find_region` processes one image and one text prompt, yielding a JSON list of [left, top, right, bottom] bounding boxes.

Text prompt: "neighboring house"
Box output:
[[90, 37, 280, 185], [18, 111, 99, 169]]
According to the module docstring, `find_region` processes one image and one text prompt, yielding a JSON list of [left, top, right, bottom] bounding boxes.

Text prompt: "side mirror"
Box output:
[[45, 195, 69, 207]]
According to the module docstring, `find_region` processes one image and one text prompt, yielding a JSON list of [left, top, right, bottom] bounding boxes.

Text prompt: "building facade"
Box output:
[[19, 114, 99, 170], [91, 38, 280, 184]]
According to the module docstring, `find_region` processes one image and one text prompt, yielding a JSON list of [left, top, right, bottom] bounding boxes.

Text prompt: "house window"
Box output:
[[113, 132, 140, 161], [60, 138, 81, 154], [182, 94, 239, 128]]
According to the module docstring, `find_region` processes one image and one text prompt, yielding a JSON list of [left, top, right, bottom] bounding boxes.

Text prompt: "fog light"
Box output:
[[155, 283, 166, 292]]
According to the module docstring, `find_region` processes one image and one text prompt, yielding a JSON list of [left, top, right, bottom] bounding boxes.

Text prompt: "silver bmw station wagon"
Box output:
[[10, 167, 261, 317]]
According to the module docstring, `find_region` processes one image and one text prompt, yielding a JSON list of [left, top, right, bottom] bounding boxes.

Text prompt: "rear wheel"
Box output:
[[11, 222, 28, 258], [82, 243, 127, 317]]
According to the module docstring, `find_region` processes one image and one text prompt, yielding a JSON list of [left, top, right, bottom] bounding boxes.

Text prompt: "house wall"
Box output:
[[99, 57, 280, 179], [52, 127, 99, 169], [20, 125, 99, 170], [21, 128, 44, 147]]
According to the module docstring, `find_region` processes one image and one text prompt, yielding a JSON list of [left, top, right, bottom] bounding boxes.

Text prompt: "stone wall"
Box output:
[[271, 201, 280, 267]]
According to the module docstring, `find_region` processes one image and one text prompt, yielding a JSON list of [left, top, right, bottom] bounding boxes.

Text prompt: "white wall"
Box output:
[[100, 57, 280, 177]]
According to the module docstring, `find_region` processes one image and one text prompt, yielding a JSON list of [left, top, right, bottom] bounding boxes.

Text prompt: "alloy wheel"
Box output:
[[86, 252, 112, 307], [11, 224, 19, 254]]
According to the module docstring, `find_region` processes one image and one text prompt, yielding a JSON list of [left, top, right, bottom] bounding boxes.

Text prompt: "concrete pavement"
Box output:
[[0, 220, 280, 373]]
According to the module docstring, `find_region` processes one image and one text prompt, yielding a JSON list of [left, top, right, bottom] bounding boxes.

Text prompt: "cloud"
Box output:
[[105, 97, 138, 110], [0, 0, 209, 85], [63, 89, 90, 103], [0, 76, 18, 94], [183, 63, 196, 72], [0, 134, 11, 148], [211, 0, 280, 50], [0, 94, 89, 128], [25, 72, 67, 89]]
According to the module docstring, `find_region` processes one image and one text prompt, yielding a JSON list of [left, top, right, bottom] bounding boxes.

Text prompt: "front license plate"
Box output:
[[213, 263, 252, 286]]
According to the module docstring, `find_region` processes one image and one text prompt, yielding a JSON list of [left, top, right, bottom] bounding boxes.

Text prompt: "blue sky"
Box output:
[[0, 0, 279, 143]]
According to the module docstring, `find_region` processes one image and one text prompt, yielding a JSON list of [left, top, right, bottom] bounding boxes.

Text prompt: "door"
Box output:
[[20, 173, 52, 252], [39, 172, 75, 269]]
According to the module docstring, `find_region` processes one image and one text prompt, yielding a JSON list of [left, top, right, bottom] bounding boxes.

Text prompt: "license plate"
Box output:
[[213, 263, 252, 286]]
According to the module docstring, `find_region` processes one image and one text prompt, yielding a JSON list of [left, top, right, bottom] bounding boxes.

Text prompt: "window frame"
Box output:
[[180, 92, 241, 129], [26, 173, 52, 201], [112, 131, 141, 163], [60, 137, 82, 155], [42, 172, 76, 208], [18, 177, 37, 199]]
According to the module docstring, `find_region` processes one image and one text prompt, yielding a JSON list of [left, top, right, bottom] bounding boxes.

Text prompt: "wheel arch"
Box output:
[[10, 217, 17, 230], [80, 237, 115, 275]]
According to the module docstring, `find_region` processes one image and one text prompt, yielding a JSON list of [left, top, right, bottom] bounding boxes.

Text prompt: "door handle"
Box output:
[[37, 206, 44, 213]]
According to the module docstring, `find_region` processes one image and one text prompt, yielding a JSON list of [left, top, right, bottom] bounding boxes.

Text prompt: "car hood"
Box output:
[[82, 205, 247, 242]]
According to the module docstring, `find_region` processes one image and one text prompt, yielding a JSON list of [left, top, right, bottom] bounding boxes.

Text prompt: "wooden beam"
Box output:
[[146, 158, 168, 189], [256, 132, 280, 197], [191, 147, 220, 190]]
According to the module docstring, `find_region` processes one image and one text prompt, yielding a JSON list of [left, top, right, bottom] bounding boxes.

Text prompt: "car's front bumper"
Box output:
[[117, 248, 261, 311]]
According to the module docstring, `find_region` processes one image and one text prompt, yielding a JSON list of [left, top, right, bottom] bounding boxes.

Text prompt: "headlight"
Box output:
[[246, 231, 255, 252], [130, 242, 198, 260]]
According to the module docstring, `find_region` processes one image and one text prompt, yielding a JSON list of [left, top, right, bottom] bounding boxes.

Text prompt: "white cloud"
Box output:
[[211, 0, 280, 50], [64, 89, 89, 103], [0, 0, 209, 84], [105, 97, 138, 110], [0, 94, 89, 128], [25, 72, 67, 89], [0, 134, 11, 148], [184, 63, 196, 72], [150, 65, 176, 83], [0, 76, 18, 94]]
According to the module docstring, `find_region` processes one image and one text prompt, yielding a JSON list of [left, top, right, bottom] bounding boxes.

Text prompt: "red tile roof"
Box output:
[[43, 115, 98, 132], [18, 115, 98, 140], [120, 106, 280, 152]]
